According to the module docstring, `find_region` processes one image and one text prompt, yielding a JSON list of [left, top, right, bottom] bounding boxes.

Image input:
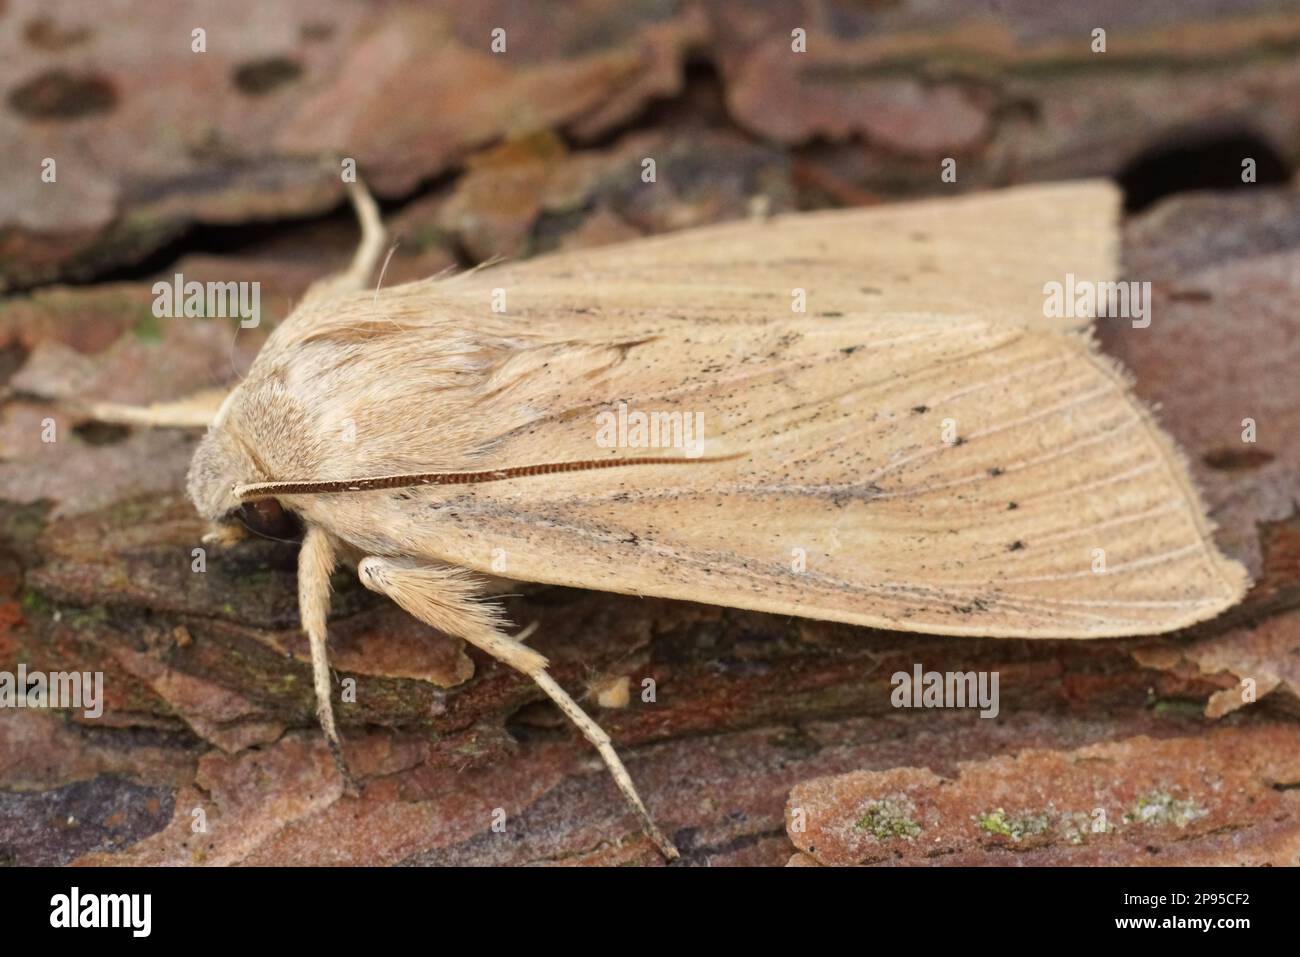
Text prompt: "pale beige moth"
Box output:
[[92, 180, 1249, 859]]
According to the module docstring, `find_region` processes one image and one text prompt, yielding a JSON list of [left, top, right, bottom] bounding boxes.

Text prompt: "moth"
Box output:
[[92, 179, 1248, 860]]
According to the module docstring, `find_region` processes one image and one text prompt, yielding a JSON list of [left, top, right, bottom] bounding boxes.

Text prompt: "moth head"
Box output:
[[186, 427, 302, 542]]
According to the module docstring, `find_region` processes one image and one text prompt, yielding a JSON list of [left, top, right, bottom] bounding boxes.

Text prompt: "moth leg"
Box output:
[[201, 522, 247, 548], [75, 184, 385, 425], [299, 525, 357, 794], [70, 185, 384, 426], [77, 386, 230, 429], [301, 180, 389, 304], [358, 556, 679, 860], [340, 179, 387, 290]]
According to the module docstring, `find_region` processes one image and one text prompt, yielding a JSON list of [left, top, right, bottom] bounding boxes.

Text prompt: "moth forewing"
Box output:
[[294, 319, 1244, 639], [187, 180, 1247, 859]]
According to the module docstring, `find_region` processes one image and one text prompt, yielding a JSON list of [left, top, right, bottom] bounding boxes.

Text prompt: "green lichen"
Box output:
[[2, 501, 51, 546], [855, 797, 922, 840], [976, 808, 1013, 836], [1059, 810, 1110, 845], [973, 805, 1111, 845], [1151, 697, 1204, 718], [1124, 790, 1207, 828], [67, 606, 109, 630], [133, 309, 163, 342], [975, 807, 1051, 841], [20, 589, 51, 617]]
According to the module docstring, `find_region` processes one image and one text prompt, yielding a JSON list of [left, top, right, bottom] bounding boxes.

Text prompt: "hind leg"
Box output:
[[358, 555, 678, 860]]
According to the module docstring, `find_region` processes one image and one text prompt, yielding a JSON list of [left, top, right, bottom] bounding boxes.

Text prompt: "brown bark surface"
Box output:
[[1, 1, 1298, 865]]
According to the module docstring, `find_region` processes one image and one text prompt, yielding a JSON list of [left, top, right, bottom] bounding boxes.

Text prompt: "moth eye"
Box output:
[[235, 498, 301, 542]]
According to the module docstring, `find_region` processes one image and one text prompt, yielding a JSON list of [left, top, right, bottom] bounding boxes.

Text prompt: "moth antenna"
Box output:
[[234, 454, 744, 501]]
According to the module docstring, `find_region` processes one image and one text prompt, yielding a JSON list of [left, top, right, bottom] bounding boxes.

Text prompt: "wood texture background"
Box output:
[[1, 0, 1298, 865]]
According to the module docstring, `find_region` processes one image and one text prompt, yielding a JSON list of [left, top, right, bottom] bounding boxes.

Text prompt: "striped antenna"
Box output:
[[234, 454, 741, 501]]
